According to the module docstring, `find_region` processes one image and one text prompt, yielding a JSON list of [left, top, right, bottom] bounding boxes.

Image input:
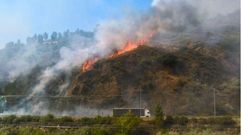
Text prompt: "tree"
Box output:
[[43, 32, 48, 40], [33, 34, 38, 41], [63, 29, 70, 39], [58, 32, 62, 40], [154, 104, 164, 128], [37, 34, 43, 43], [114, 112, 141, 135], [51, 32, 57, 41]]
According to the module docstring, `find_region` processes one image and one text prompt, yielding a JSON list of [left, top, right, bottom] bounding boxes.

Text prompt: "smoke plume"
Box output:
[[0, 0, 239, 115]]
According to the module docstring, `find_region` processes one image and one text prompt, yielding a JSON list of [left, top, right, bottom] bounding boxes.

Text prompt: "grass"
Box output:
[[0, 126, 239, 135], [157, 128, 240, 135], [0, 115, 239, 135]]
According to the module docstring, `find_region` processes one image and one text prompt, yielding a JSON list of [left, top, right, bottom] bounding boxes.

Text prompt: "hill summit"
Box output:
[[64, 41, 239, 115]]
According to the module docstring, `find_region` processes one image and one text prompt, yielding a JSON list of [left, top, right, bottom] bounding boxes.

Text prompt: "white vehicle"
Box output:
[[113, 108, 151, 117]]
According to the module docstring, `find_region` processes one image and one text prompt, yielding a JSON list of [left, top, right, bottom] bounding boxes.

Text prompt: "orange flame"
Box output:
[[82, 56, 99, 72], [82, 32, 155, 72], [110, 32, 155, 57]]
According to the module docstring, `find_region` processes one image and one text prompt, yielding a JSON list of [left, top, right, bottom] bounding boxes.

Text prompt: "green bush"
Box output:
[[154, 104, 164, 128], [114, 112, 141, 135], [40, 114, 55, 124], [77, 117, 94, 125], [0, 127, 17, 135], [18, 127, 45, 135], [31, 115, 41, 122], [14, 115, 35, 123], [91, 127, 111, 135], [94, 116, 113, 125], [56, 116, 74, 124], [70, 128, 91, 135], [2, 115, 17, 124]]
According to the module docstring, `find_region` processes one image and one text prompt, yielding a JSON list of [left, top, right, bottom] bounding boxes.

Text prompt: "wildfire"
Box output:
[[110, 32, 155, 57], [82, 32, 155, 72], [82, 56, 99, 72]]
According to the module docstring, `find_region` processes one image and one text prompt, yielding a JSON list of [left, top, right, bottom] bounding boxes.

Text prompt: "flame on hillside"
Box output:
[[82, 32, 155, 72], [110, 32, 155, 57], [82, 56, 99, 72]]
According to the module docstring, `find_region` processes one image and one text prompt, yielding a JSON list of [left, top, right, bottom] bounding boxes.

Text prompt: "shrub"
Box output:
[[91, 127, 111, 135], [2, 115, 17, 124], [133, 126, 153, 135], [189, 117, 198, 125], [216, 116, 236, 127], [198, 118, 208, 125], [18, 127, 45, 135], [206, 117, 216, 125], [31, 115, 41, 122], [160, 54, 185, 74], [94, 116, 113, 125], [14, 115, 36, 123], [174, 116, 188, 126], [154, 104, 164, 128], [40, 114, 55, 124], [72, 128, 91, 135], [197, 116, 236, 127], [0, 127, 17, 135], [114, 112, 141, 135], [78, 117, 94, 125], [56, 116, 74, 124], [164, 115, 174, 127]]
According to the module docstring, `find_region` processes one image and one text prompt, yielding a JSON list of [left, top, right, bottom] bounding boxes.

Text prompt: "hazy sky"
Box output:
[[0, 0, 151, 48]]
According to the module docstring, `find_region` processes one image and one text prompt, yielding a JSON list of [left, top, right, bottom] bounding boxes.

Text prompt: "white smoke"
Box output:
[[151, 0, 240, 44], [3, 43, 37, 82], [3, 101, 111, 116], [29, 36, 97, 97], [2, 0, 239, 115], [152, 0, 240, 16]]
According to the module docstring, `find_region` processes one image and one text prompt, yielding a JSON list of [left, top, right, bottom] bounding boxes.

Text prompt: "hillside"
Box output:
[[0, 31, 239, 116], [65, 39, 239, 115]]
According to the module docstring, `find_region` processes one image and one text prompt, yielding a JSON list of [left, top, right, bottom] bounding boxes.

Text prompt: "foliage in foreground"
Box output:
[[0, 113, 239, 135], [0, 127, 239, 135], [0, 114, 238, 127], [114, 112, 141, 135]]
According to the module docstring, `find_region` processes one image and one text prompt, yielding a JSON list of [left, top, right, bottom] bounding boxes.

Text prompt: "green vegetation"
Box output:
[[0, 114, 239, 135], [40, 114, 55, 124], [0, 126, 238, 135], [154, 104, 164, 128], [0, 127, 239, 135], [114, 112, 141, 135], [156, 128, 240, 135]]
